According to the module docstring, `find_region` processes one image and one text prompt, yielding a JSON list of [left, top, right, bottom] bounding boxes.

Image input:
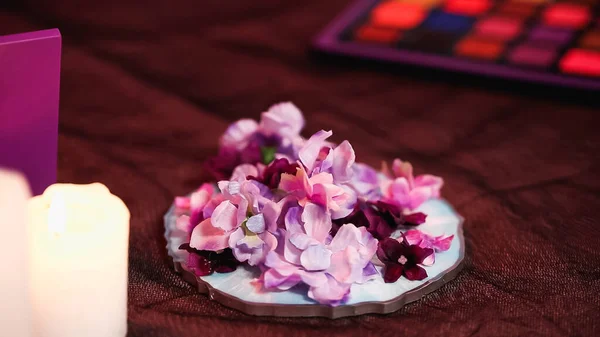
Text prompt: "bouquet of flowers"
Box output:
[[171, 103, 453, 306]]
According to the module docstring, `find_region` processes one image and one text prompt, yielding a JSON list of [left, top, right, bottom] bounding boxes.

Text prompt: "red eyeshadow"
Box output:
[[444, 0, 492, 16], [560, 49, 600, 77], [355, 24, 402, 44], [371, 2, 427, 29], [497, 1, 538, 18], [543, 3, 590, 29], [475, 16, 523, 41], [455, 36, 504, 60]]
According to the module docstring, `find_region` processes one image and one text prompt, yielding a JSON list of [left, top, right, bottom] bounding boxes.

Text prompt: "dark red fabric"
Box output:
[[2, 1, 600, 336]]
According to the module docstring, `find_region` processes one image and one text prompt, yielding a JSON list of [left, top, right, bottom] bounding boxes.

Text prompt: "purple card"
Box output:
[[0, 29, 61, 195]]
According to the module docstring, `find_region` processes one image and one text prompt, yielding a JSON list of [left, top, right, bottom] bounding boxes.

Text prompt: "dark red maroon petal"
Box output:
[[187, 253, 214, 276], [404, 212, 427, 226], [383, 263, 404, 283], [403, 265, 428, 281], [408, 245, 434, 264], [377, 238, 403, 263]]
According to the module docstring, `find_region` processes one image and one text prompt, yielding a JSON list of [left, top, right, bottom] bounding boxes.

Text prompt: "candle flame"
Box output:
[[48, 194, 66, 234]]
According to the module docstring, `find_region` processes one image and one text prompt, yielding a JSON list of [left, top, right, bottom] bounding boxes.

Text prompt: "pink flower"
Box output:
[[298, 130, 355, 183], [403, 230, 454, 266], [262, 203, 378, 305], [205, 103, 307, 180], [220, 119, 259, 151], [170, 183, 217, 260], [279, 165, 356, 219], [259, 102, 305, 145], [189, 179, 281, 265], [380, 159, 443, 210]]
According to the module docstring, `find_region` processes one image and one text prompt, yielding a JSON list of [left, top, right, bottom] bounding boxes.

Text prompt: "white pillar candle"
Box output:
[[0, 169, 32, 337], [27, 183, 129, 337]]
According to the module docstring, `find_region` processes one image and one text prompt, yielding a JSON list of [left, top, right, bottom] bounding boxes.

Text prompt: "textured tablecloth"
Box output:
[[2, 1, 599, 336]]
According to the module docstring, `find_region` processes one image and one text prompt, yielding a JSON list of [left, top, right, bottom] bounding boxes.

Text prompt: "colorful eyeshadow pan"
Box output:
[[355, 25, 402, 43], [508, 43, 557, 67], [455, 36, 504, 60], [475, 16, 523, 41], [560, 49, 600, 76], [371, 2, 427, 29], [542, 3, 591, 29], [315, 0, 600, 90], [444, 0, 492, 16], [528, 25, 573, 46], [497, 1, 538, 18], [423, 11, 474, 33]]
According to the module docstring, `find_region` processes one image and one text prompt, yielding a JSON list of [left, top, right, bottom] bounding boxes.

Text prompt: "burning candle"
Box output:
[[0, 169, 32, 337], [27, 183, 129, 337]]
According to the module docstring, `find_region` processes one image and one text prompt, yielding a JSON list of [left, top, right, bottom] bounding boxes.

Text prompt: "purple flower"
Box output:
[[262, 203, 378, 305], [259, 102, 305, 144], [376, 237, 433, 283], [247, 158, 299, 189], [348, 162, 380, 200], [179, 243, 240, 276], [205, 103, 307, 180], [380, 159, 443, 210], [298, 130, 355, 183], [189, 179, 281, 266]]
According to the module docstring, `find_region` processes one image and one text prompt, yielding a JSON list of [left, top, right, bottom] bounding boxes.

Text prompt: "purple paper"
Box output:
[[0, 29, 61, 195]]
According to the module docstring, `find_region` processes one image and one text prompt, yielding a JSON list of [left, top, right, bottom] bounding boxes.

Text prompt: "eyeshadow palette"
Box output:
[[313, 0, 600, 90]]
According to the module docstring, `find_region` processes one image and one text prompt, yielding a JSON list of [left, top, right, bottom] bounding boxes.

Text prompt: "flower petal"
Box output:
[[383, 263, 404, 283], [284, 206, 304, 234], [187, 253, 213, 277], [433, 235, 454, 252], [300, 244, 332, 271], [211, 200, 239, 231], [246, 214, 266, 233], [409, 245, 435, 265], [376, 238, 403, 263], [261, 200, 281, 233], [284, 233, 303, 265], [190, 218, 230, 251], [299, 130, 333, 171], [392, 159, 414, 183], [327, 247, 361, 284], [404, 265, 428, 281], [332, 140, 355, 183], [175, 215, 192, 233], [259, 102, 305, 138], [404, 212, 427, 225], [231, 164, 260, 182], [289, 232, 318, 250], [220, 119, 258, 150], [302, 202, 332, 243], [263, 268, 301, 290], [307, 275, 351, 305], [328, 223, 359, 253]]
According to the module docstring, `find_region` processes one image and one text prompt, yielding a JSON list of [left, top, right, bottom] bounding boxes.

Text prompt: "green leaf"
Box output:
[[261, 146, 276, 164]]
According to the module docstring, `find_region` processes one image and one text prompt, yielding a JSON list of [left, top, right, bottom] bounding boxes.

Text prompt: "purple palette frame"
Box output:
[[0, 29, 61, 195], [312, 0, 600, 91]]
